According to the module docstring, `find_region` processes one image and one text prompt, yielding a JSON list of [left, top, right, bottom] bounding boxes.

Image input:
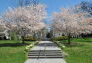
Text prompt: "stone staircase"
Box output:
[[25, 41, 66, 63], [28, 50, 63, 58]]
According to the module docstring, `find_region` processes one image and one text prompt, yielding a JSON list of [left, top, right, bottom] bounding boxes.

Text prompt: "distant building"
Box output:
[[0, 30, 10, 40]]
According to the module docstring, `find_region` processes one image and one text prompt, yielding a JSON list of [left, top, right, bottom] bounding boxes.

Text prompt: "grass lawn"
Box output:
[[59, 38, 92, 63], [0, 40, 34, 63]]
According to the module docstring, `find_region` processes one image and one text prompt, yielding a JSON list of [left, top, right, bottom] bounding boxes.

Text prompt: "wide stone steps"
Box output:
[[28, 50, 63, 58]]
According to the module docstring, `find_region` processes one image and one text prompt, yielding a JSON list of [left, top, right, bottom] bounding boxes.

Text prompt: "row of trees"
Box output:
[[51, 1, 92, 44], [0, 1, 92, 44]]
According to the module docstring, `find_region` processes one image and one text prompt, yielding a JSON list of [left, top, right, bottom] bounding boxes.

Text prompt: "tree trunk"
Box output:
[[21, 36, 25, 44], [68, 33, 71, 45]]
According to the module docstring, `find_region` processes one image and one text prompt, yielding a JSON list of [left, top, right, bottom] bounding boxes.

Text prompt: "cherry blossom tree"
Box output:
[[3, 4, 47, 43], [0, 19, 6, 32], [52, 8, 92, 44], [0, 19, 10, 39], [75, 1, 92, 15]]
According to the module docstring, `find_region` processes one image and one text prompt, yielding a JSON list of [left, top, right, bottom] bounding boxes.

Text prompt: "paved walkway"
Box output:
[[25, 41, 66, 63]]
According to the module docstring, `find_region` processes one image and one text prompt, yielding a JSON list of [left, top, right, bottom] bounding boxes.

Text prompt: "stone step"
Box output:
[[28, 55, 63, 58], [28, 54, 62, 56], [28, 51, 62, 54], [28, 52, 62, 54], [29, 50, 62, 52], [28, 53, 62, 55], [28, 50, 62, 53]]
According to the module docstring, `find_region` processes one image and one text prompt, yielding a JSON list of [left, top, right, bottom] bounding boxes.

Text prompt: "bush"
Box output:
[[24, 36, 36, 41], [25, 41, 39, 52], [52, 36, 68, 41]]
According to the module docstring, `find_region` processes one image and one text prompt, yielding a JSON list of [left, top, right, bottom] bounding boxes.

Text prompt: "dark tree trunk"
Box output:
[[21, 28, 26, 44], [21, 36, 25, 44], [68, 33, 71, 45]]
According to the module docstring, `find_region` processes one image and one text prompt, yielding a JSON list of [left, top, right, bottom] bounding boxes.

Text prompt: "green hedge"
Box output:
[[51, 36, 68, 41], [25, 41, 39, 52], [24, 36, 36, 41]]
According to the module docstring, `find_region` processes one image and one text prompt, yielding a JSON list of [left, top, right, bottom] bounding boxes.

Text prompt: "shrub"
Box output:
[[24, 36, 36, 41], [25, 41, 39, 52], [25, 44, 33, 52], [52, 36, 68, 41]]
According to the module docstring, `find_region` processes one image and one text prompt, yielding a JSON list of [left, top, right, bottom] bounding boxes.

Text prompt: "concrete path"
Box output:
[[25, 41, 66, 63]]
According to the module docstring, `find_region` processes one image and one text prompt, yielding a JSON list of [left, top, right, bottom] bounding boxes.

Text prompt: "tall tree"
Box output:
[[3, 4, 47, 43], [75, 1, 92, 15], [52, 8, 92, 44], [18, 0, 39, 7]]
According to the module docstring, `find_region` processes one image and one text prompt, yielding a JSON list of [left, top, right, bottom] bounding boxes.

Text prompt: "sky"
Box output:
[[0, 0, 92, 23], [41, 0, 88, 16]]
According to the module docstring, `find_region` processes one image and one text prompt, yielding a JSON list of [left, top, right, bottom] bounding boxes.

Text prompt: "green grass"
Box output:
[[60, 38, 92, 63], [0, 40, 34, 63], [62, 37, 92, 43]]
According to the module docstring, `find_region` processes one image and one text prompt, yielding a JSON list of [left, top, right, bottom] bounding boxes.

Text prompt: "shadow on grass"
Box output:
[[0, 43, 30, 47], [60, 41, 85, 47]]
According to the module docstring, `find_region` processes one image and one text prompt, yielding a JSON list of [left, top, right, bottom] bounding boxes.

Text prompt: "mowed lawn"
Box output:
[[0, 40, 33, 63], [61, 38, 92, 63]]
